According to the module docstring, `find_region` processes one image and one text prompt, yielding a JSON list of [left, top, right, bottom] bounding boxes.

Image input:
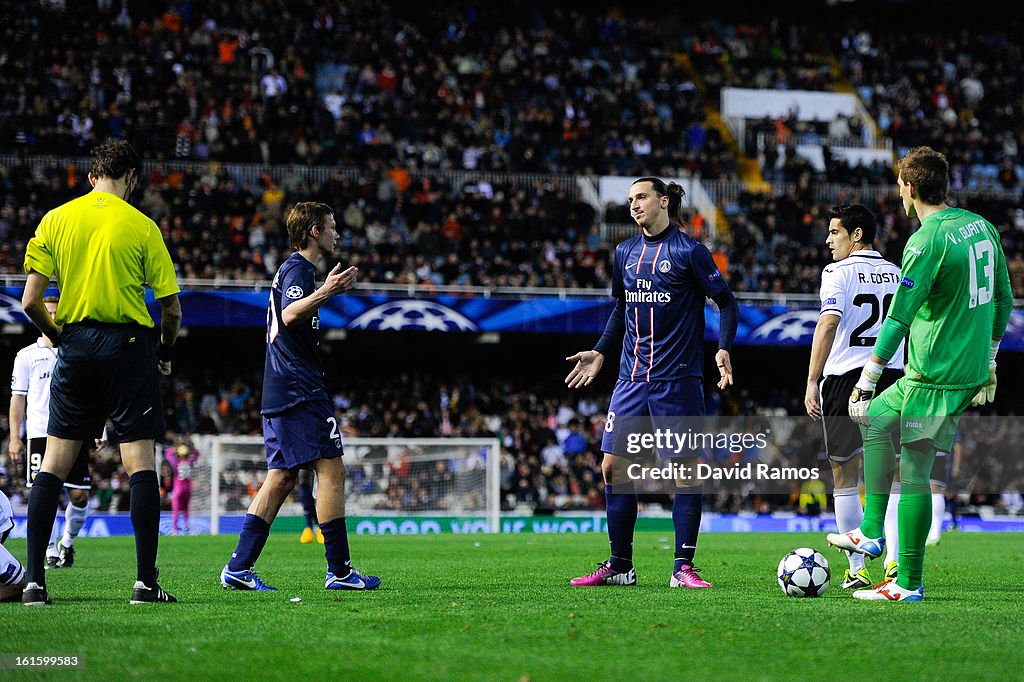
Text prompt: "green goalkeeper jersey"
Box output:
[[885, 207, 1012, 390]]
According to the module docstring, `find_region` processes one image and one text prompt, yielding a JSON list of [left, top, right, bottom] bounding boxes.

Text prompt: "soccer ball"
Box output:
[[777, 548, 830, 597]]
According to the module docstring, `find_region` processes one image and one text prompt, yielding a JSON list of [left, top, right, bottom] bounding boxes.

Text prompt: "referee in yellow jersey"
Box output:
[[20, 139, 182, 605]]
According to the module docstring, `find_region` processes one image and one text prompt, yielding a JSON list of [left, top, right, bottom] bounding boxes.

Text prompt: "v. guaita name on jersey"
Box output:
[[947, 218, 988, 244]]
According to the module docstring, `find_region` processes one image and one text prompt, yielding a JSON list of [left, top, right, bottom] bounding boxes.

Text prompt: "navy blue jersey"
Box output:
[[611, 226, 729, 382], [261, 253, 328, 414]]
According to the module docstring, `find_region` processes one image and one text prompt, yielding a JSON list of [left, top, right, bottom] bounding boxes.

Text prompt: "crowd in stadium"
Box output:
[[0, 159, 608, 288], [3, 3, 1021, 181], [0, 1, 737, 178], [725, 190, 1024, 296], [682, 16, 1024, 190], [7, 159, 1024, 296], [687, 21, 835, 99], [836, 25, 1024, 175]]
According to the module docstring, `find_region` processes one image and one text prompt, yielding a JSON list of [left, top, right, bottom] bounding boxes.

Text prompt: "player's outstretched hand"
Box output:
[[565, 350, 604, 389], [715, 349, 733, 390], [323, 264, 358, 296], [848, 388, 873, 426], [158, 359, 172, 376], [970, 361, 997, 406], [805, 382, 821, 420]]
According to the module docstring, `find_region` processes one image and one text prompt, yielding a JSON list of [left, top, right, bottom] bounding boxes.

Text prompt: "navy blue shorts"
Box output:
[[264, 399, 343, 470], [601, 378, 705, 459]]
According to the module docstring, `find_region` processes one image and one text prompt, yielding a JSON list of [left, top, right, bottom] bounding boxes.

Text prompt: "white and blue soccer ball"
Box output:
[[777, 548, 830, 597]]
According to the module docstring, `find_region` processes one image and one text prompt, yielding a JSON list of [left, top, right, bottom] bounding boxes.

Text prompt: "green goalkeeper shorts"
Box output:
[[867, 376, 977, 452]]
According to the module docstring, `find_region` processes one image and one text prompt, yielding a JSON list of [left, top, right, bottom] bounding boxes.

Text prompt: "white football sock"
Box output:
[[928, 493, 945, 542], [62, 503, 89, 548], [47, 517, 60, 558], [884, 483, 901, 565], [833, 487, 865, 572]]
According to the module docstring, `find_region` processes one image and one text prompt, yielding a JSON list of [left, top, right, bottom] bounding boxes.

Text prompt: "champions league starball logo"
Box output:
[[749, 310, 820, 344], [350, 300, 479, 332], [0, 293, 29, 323]]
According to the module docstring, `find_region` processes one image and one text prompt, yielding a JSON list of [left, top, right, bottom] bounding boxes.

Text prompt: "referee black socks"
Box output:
[[26, 471, 63, 585], [129, 470, 161, 586]]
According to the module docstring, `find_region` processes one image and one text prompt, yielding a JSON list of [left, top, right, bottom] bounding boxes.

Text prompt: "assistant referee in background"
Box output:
[[20, 138, 182, 605]]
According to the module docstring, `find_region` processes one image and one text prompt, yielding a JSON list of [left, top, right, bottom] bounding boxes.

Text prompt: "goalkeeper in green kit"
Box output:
[[826, 147, 1012, 601]]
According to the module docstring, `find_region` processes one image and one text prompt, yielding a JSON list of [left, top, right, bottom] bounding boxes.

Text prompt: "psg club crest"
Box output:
[[658, 260, 672, 273]]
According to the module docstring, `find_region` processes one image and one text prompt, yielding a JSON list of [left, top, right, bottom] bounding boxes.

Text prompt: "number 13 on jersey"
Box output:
[[969, 240, 994, 309]]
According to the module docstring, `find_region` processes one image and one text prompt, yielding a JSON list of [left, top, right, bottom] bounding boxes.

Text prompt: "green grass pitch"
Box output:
[[4, 531, 1023, 680]]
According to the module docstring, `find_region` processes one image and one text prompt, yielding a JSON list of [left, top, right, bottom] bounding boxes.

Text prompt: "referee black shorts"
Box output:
[[49, 322, 164, 443], [819, 367, 902, 463]]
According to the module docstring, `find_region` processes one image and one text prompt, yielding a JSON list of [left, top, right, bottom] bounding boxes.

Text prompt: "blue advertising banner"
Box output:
[[3, 287, 1024, 348]]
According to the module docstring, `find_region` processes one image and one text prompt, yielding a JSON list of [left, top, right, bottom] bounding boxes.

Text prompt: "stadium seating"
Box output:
[[0, 2, 732, 177]]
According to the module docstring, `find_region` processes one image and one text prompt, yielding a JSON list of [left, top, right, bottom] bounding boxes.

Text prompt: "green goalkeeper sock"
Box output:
[[896, 443, 936, 590], [860, 417, 899, 539]]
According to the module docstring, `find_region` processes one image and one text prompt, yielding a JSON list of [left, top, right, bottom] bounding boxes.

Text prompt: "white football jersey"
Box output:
[[0, 489, 13, 538], [0, 490, 25, 586], [819, 250, 905, 377], [10, 339, 58, 439]]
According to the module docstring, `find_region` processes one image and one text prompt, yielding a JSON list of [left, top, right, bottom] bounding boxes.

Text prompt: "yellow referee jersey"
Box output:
[[23, 191, 180, 327]]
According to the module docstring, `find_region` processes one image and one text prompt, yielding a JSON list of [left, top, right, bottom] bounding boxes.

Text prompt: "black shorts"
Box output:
[[27, 437, 91, 490], [820, 368, 902, 463], [49, 323, 164, 442], [930, 449, 948, 488]]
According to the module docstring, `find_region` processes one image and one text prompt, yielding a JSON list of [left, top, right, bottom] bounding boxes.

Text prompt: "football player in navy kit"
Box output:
[[565, 178, 737, 588], [220, 201, 380, 591]]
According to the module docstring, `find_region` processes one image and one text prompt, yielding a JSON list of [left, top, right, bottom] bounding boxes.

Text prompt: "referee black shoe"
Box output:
[[22, 582, 52, 606], [130, 581, 177, 604]]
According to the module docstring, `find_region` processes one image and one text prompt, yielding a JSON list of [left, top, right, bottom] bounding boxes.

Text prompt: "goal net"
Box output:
[[190, 436, 502, 534]]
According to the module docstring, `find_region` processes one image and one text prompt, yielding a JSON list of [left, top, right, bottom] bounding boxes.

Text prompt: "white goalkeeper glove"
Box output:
[[971, 341, 1000, 406], [849, 360, 885, 426]]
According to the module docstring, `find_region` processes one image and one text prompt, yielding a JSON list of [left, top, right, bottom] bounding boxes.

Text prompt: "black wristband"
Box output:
[[157, 342, 174, 362]]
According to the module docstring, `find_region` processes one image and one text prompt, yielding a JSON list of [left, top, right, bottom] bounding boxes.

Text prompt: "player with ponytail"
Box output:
[[565, 177, 738, 589]]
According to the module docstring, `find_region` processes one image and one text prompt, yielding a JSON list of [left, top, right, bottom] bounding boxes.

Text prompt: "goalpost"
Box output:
[[190, 436, 502, 535]]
